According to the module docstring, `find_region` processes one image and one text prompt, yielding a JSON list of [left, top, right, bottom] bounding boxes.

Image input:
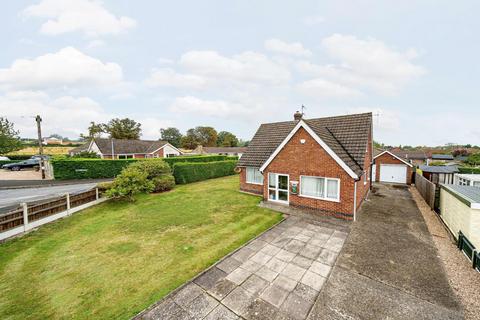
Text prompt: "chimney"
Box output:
[[294, 111, 303, 121]]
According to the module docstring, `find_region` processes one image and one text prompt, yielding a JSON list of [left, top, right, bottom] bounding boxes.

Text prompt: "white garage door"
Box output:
[[380, 164, 407, 184]]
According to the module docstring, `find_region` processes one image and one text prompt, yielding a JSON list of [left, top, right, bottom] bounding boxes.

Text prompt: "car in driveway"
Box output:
[[1, 159, 39, 171]]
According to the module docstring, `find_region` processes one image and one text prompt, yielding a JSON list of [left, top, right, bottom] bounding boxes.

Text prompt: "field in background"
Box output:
[[7, 146, 74, 155]]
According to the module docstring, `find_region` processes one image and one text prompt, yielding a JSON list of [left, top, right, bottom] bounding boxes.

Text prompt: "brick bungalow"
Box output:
[[237, 112, 373, 220], [69, 138, 181, 159]]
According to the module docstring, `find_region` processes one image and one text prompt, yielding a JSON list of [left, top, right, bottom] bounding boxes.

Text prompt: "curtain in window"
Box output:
[[301, 177, 324, 197], [246, 168, 255, 183], [326, 179, 339, 199]]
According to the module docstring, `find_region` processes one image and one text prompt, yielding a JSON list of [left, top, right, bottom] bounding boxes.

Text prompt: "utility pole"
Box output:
[[35, 115, 45, 179]]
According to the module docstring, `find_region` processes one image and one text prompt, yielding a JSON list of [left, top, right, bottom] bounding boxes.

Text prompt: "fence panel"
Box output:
[[415, 173, 436, 210], [0, 208, 24, 232]]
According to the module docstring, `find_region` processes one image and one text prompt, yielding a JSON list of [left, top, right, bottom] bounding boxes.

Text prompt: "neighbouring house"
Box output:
[[391, 150, 428, 166], [454, 173, 480, 188], [373, 150, 413, 184], [237, 111, 372, 220], [419, 165, 459, 184], [430, 154, 454, 163], [69, 138, 182, 159], [191, 145, 247, 157], [439, 184, 480, 271], [42, 136, 64, 145]]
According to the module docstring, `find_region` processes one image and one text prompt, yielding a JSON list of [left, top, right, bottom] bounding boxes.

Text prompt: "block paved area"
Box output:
[[137, 215, 349, 320]]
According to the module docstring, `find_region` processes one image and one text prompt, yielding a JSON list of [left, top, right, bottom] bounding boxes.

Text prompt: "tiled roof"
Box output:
[[432, 154, 454, 160], [441, 184, 480, 208], [238, 112, 372, 176], [202, 147, 248, 154], [69, 142, 90, 154], [392, 150, 427, 160], [93, 138, 168, 155], [419, 165, 459, 173]]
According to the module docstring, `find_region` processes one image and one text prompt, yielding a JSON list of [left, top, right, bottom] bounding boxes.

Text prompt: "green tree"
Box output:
[[180, 126, 217, 149], [160, 127, 183, 147], [238, 139, 250, 147], [80, 121, 104, 140], [467, 153, 480, 166], [104, 118, 142, 139], [0, 117, 22, 154], [217, 131, 239, 147]]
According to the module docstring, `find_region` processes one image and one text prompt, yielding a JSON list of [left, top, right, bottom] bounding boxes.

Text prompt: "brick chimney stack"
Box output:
[[294, 111, 303, 121]]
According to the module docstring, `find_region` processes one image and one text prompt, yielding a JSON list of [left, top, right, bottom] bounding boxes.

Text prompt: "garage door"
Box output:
[[380, 164, 407, 184]]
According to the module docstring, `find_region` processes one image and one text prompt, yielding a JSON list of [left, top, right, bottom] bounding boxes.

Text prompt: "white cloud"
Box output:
[[145, 68, 207, 89], [315, 34, 426, 95], [303, 15, 325, 26], [169, 96, 257, 119], [264, 39, 312, 57], [179, 50, 290, 85], [0, 47, 123, 90], [23, 0, 136, 37], [86, 39, 105, 49], [296, 78, 363, 99]]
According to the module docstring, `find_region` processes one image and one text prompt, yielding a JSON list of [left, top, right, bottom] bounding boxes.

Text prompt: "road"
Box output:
[[0, 183, 98, 210]]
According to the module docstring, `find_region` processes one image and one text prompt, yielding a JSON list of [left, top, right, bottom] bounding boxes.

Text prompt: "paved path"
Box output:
[[137, 216, 350, 320], [308, 184, 463, 320], [0, 183, 97, 210]]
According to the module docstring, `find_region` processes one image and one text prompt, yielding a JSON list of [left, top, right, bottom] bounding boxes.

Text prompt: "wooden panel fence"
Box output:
[[0, 188, 104, 241], [415, 173, 436, 210]]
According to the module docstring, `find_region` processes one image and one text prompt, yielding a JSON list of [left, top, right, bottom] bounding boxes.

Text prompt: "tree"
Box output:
[[238, 139, 250, 147], [452, 149, 469, 157], [180, 126, 217, 149], [104, 118, 142, 139], [0, 117, 22, 154], [80, 121, 104, 140], [466, 153, 480, 166], [217, 131, 239, 147], [160, 127, 183, 147]]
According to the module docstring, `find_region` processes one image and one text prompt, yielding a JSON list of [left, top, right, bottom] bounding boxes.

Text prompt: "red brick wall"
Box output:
[[152, 148, 164, 158], [355, 126, 372, 211], [263, 127, 356, 219], [374, 152, 412, 184], [239, 168, 263, 195]]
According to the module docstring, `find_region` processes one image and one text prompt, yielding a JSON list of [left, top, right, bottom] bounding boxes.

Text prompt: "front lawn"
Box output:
[[0, 175, 282, 319]]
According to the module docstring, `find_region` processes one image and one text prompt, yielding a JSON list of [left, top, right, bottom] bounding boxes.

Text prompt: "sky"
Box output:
[[0, 0, 479, 146]]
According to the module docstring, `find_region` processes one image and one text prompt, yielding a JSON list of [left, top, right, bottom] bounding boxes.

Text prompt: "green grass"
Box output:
[[0, 175, 282, 320]]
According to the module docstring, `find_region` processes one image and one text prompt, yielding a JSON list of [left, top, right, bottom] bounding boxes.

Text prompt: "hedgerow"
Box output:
[[172, 160, 237, 184]]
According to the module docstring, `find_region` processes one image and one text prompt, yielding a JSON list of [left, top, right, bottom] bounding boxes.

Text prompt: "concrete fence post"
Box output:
[[96, 188, 99, 200], [22, 202, 28, 231], [66, 193, 71, 215]]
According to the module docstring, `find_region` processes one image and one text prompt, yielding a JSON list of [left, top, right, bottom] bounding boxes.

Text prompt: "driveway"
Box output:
[[308, 184, 463, 320], [0, 183, 97, 210], [137, 215, 350, 320]]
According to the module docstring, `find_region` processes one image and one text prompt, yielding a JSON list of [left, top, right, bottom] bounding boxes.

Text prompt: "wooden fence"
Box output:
[[0, 188, 105, 241], [415, 173, 436, 210]]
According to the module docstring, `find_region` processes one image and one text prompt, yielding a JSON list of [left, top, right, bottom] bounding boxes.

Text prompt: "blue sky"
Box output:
[[1, 0, 479, 146]]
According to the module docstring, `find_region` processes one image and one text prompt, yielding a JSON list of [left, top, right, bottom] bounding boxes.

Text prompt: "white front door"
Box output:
[[379, 164, 407, 184], [268, 173, 289, 204]]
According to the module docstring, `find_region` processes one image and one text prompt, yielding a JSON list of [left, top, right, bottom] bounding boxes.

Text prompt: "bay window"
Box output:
[[246, 167, 264, 185], [300, 176, 340, 201]]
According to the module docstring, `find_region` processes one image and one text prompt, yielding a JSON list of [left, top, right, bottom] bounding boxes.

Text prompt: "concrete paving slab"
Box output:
[[194, 267, 227, 291], [280, 292, 313, 320], [185, 293, 218, 318], [281, 263, 307, 282], [241, 274, 269, 295], [293, 283, 318, 303], [216, 257, 241, 274], [256, 265, 279, 282], [171, 283, 204, 308], [260, 284, 289, 307], [308, 261, 331, 278], [265, 257, 288, 273], [272, 275, 297, 292], [275, 248, 296, 262], [245, 298, 279, 320], [204, 304, 239, 320], [226, 267, 252, 285], [291, 255, 313, 269], [207, 278, 236, 300], [222, 287, 255, 317], [300, 271, 326, 291]]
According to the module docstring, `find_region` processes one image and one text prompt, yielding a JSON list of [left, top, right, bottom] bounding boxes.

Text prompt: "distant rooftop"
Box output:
[[419, 165, 459, 174], [432, 154, 454, 160]]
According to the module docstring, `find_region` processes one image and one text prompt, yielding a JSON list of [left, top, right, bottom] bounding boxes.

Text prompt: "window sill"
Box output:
[[298, 193, 340, 203], [246, 181, 263, 186]]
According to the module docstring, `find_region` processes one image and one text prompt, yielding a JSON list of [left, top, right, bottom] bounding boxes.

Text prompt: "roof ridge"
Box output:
[[259, 112, 372, 126]]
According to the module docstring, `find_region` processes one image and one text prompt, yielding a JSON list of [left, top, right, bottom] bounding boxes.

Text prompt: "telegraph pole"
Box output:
[[35, 115, 45, 179]]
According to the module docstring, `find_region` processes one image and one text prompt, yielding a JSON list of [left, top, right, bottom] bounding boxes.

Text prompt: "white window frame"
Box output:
[[299, 175, 341, 203], [268, 173, 289, 204], [246, 167, 264, 185]]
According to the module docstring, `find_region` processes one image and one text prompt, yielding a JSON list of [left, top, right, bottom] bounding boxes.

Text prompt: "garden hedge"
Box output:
[[51, 155, 238, 180], [458, 167, 480, 174], [172, 160, 238, 184]]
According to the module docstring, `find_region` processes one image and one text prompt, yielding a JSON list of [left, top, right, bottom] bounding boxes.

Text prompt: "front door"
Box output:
[[268, 173, 289, 204]]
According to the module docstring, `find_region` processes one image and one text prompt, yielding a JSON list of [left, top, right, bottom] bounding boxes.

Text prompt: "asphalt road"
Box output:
[[0, 183, 98, 210]]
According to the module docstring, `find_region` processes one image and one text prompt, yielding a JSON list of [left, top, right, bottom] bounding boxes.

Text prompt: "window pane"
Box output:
[[278, 175, 288, 190], [326, 179, 339, 199], [246, 168, 254, 183], [269, 173, 276, 188], [254, 169, 264, 184], [278, 190, 288, 201], [269, 189, 277, 200], [473, 181, 480, 188], [301, 177, 324, 198]]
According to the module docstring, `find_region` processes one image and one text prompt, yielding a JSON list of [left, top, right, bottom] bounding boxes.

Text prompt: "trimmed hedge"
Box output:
[[459, 167, 480, 174], [51, 155, 238, 180], [172, 160, 237, 184]]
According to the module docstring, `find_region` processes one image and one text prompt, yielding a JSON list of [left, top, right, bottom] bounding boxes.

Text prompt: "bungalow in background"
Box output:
[[391, 150, 428, 166], [430, 154, 454, 163], [237, 111, 372, 220], [42, 136, 64, 145], [419, 165, 459, 185], [191, 145, 247, 157], [69, 138, 181, 159]]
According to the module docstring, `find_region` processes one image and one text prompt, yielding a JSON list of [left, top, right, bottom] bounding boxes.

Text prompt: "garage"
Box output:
[[380, 164, 407, 183], [373, 150, 413, 185]]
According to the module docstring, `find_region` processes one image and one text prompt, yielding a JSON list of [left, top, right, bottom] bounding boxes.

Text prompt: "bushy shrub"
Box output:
[[173, 160, 237, 184], [128, 159, 172, 178], [106, 167, 154, 201], [152, 175, 175, 192], [459, 167, 480, 174], [97, 181, 114, 192]]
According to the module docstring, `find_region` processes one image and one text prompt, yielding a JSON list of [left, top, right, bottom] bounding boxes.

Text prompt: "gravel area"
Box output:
[[410, 186, 480, 320]]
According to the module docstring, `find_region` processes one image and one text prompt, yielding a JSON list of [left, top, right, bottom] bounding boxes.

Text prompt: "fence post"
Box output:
[[66, 193, 71, 215], [22, 202, 28, 231], [96, 188, 99, 201]]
